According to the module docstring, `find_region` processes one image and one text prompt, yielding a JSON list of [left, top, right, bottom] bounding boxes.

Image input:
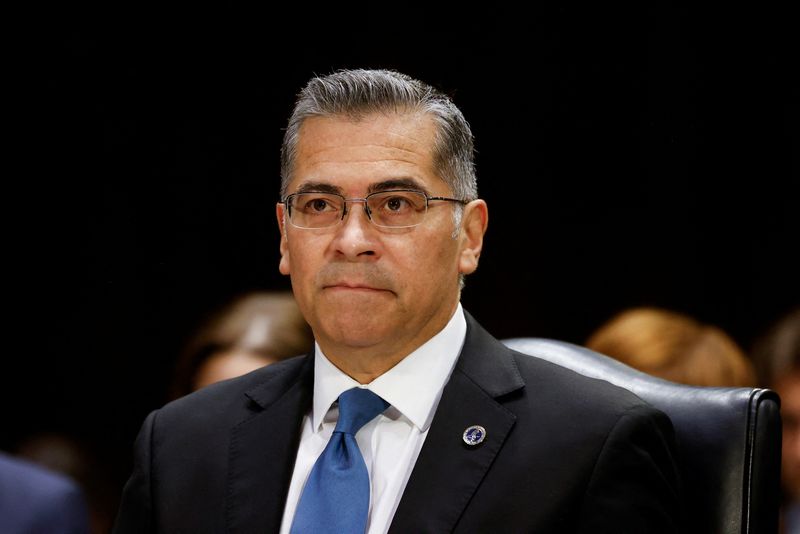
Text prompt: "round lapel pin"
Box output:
[[462, 425, 487, 446]]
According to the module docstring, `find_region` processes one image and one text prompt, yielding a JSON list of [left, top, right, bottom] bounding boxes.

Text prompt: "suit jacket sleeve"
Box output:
[[577, 403, 682, 533], [113, 410, 157, 534]]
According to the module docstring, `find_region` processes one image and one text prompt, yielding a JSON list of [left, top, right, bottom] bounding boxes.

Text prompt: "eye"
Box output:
[[310, 198, 330, 212], [385, 196, 409, 212], [296, 194, 340, 214], [375, 192, 425, 214]]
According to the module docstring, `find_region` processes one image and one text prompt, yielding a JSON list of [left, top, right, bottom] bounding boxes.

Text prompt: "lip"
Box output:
[[323, 282, 389, 292]]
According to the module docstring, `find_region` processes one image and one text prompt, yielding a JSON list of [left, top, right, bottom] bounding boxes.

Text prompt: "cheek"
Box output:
[[429, 231, 461, 270], [400, 234, 459, 289]]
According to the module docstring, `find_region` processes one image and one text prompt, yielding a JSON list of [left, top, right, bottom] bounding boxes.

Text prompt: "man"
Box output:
[[0, 452, 90, 534], [114, 69, 681, 532]]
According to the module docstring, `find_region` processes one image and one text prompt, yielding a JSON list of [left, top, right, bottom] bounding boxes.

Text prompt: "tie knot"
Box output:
[[334, 388, 389, 435]]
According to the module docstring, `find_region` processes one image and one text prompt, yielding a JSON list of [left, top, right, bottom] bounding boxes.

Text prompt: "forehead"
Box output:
[[290, 112, 442, 192]]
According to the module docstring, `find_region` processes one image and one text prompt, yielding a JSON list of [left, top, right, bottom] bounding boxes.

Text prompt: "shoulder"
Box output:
[[459, 312, 672, 444], [510, 345, 675, 448], [512, 347, 655, 415], [0, 453, 81, 501], [461, 312, 658, 421], [140, 354, 311, 451], [160, 354, 310, 422]]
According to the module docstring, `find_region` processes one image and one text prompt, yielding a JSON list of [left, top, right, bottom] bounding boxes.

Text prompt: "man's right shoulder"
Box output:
[[156, 354, 311, 431]]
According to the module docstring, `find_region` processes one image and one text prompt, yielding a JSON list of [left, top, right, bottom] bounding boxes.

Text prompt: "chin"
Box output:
[[322, 315, 393, 348]]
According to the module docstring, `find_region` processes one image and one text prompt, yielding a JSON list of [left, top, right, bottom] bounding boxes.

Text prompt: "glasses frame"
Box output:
[[282, 189, 468, 229]]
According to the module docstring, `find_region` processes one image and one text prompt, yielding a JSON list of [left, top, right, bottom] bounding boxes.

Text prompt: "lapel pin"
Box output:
[[462, 425, 487, 446]]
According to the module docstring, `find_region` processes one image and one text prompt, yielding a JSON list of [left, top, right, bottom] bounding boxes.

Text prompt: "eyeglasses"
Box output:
[[282, 189, 468, 229]]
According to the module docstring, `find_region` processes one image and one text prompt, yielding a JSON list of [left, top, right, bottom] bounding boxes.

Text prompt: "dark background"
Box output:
[[6, 5, 798, 517]]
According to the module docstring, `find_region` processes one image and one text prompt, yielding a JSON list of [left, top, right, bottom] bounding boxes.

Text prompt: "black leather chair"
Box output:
[[503, 338, 782, 534]]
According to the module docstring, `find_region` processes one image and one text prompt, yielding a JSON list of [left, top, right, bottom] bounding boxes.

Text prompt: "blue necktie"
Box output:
[[290, 387, 389, 534]]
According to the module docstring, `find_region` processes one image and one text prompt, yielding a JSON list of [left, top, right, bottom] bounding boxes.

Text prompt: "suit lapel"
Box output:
[[225, 355, 313, 534], [389, 313, 524, 533]]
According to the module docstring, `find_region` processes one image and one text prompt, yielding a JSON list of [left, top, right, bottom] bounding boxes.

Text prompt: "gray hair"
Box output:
[[280, 69, 477, 203]]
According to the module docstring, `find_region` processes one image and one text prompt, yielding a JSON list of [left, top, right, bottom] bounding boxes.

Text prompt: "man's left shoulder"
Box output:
[[510, 347, 661, 417], [460, 312, 663, 421]]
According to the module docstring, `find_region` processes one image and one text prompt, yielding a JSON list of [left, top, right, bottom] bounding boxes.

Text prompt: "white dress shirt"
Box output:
[[279, 304, 467, 534]]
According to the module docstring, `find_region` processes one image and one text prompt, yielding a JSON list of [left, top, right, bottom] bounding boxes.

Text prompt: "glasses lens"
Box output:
[[367, 191, 427, 228], [289, 193, 343, 228]]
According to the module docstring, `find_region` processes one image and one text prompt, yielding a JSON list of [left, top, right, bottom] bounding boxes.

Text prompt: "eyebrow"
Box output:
[[292, 177, 431, 196], [368, 178, 429, 194], [293, 181, 343, 195]]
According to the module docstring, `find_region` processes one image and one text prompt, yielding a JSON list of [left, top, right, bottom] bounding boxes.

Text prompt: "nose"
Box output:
[[331, 200, 379, 261]]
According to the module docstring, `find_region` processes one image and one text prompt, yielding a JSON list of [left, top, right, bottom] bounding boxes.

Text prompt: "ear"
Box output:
[[457, 199, 488, 275], [276, 202, 291, 275]]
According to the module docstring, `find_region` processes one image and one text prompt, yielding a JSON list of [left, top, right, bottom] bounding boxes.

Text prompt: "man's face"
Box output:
[[276, 112, 485, 365]]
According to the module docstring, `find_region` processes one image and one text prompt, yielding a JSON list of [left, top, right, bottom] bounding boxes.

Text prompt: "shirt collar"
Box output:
[[311, 303, 467, 433]]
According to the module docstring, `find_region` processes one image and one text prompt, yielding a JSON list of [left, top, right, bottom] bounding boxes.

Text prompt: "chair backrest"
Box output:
[[503, 337, 781, 534]]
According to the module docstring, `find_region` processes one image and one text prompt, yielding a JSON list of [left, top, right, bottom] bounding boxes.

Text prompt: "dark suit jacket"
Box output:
[[0, 453, 90, 534], [114, 312, 682, 533]]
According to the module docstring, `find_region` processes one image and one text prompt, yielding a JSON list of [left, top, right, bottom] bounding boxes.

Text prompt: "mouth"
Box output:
[[323, 282, 391, 293]]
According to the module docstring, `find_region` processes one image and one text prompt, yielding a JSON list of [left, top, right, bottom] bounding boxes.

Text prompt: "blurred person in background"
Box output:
[[752, 307, 800, 534], [0, 450, 90, 534], [586, 306, 756, 387], [170, 291, 313, 398], [15, 433, 117, 534]]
